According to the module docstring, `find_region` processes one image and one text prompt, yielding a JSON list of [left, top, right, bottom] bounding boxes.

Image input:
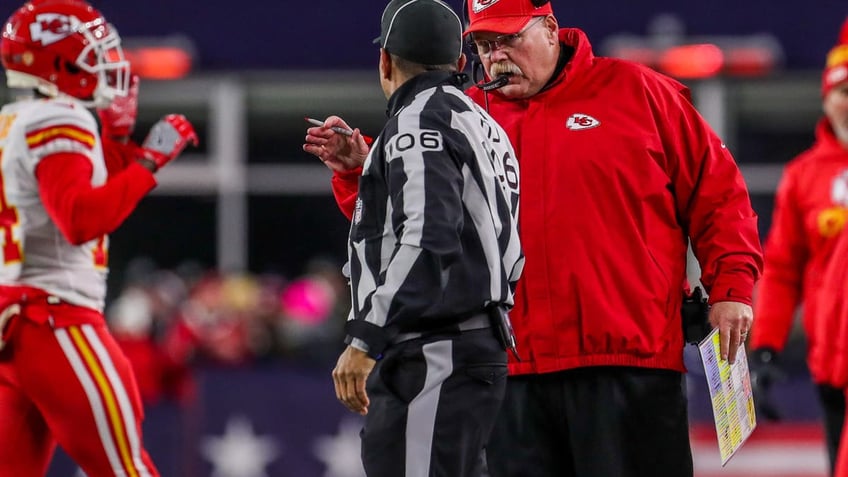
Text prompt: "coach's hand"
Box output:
[[303, 115, 370, 172], [333, 345, 375, 415], [137, 114, 199, 172], [709, 301, 753, 363]]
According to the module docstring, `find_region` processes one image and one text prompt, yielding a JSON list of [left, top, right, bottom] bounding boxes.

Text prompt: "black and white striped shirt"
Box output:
[[345, 71, 523, 356]]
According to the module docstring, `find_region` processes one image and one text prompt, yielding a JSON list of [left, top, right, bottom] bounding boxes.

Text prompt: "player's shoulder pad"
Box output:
[[19, 98, 98, 157], [22, 97, 97, 132]]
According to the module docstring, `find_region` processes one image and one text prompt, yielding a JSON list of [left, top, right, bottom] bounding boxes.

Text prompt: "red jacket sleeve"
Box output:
[[749, 166, 806, 351], [36, 152, 157, 245], [658, 80, 763, 305], [331, 167, 362, 221]]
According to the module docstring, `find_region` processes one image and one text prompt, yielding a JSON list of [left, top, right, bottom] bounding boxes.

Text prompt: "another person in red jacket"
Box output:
[[0, 1, 197, 475], [304, 0, 763, 475], [751, 18, 848, 476]]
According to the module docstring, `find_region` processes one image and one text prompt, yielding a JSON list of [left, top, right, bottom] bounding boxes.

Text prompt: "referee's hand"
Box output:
[[333, 345, 376, 415], [303, 115, 370, 172]]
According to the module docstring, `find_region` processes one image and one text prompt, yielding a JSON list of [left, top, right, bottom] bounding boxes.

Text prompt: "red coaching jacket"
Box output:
[[751, 119, 848, 386], [332, 28, 762, 375]]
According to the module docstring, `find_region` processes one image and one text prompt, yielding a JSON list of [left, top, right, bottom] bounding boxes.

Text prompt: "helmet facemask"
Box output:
[[65, 16, 130, 107]]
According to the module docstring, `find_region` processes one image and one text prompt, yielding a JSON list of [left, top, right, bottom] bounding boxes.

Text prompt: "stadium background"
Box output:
[[0, 0, 841, 475]]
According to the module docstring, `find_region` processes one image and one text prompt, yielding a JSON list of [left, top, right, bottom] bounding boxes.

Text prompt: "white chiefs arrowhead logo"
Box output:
[[566, 114, 600, 131], [472, 0, 501, 13], [827, 65, 848, 87], [29, 14, 76, 46]]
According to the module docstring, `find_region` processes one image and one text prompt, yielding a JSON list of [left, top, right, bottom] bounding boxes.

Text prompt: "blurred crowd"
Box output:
[[105, 257, 350, 406]]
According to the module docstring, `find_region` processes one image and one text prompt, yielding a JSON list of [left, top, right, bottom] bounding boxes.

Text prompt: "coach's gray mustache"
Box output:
[[490, 63, 522, 78]]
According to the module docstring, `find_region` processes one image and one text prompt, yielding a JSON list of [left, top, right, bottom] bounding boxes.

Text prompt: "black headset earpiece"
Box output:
[[460, 0, 486, 83], [460, 0, 476, 58]]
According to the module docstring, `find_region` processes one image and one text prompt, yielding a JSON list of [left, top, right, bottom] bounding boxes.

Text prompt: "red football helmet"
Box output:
[[0, 0, 130, 107]]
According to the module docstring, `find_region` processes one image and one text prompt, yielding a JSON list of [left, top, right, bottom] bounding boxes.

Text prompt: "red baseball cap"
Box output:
[[823, 17, 848, 97], [463, 0, 553, 36]]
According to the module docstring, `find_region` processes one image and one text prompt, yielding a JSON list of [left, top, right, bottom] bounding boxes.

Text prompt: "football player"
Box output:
[[0, 0, 197, 475]]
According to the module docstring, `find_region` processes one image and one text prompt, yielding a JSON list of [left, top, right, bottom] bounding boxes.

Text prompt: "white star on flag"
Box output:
[[201, 415, 280, 477], [313, 417, 366, 477]]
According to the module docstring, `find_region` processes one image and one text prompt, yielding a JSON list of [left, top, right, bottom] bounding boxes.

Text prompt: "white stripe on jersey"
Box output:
[[28, 137, 94, 159], [461, 162, 505, 300]]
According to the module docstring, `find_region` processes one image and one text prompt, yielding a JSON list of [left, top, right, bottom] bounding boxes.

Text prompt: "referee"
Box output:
[[310, 0, 523, 475]]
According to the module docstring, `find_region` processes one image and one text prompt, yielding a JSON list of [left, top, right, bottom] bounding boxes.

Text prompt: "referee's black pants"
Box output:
[[485, 366, 694, 477], [361, 328, 507, 477]]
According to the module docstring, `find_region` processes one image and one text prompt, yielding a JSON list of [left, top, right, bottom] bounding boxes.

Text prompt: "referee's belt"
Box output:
[[391, 311, 491, 345]]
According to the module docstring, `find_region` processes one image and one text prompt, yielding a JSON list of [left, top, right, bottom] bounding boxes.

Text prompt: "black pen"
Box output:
[[305, 117, 374, 145]]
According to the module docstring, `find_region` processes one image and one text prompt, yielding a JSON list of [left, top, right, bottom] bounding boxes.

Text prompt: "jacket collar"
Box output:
[[815, 118, 848, 154], [386, 71, 467, 117], [557, 28, 595, 88]]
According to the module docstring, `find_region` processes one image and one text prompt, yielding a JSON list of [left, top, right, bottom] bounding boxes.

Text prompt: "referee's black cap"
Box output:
[[373, 0, 463, 65]]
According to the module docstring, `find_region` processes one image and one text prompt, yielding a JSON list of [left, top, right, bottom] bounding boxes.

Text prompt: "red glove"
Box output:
[[97, 74, 140, 139], [137, 114, 199, 171]]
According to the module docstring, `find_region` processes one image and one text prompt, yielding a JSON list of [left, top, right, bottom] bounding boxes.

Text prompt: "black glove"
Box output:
[[749, 347, 784, 421]]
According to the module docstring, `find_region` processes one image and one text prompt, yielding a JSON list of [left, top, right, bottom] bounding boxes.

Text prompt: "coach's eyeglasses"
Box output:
[[472, 16, 546, 57]]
